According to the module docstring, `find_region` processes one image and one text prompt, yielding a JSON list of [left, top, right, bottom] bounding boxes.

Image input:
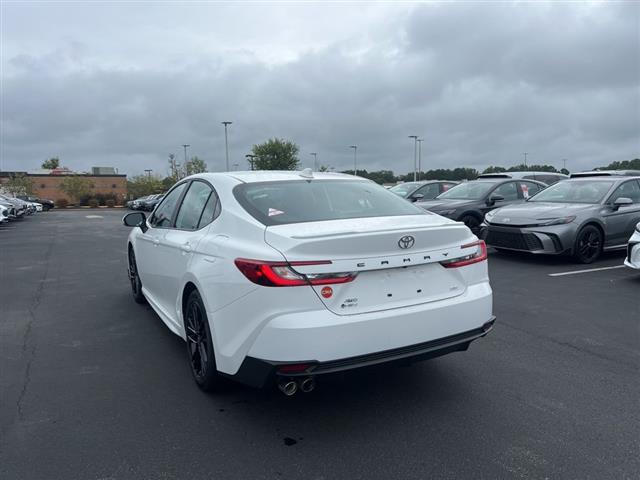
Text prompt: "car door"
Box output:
[[480, 181, 520, 215], [412, 183, 440, 201], [602, 180, 640, 247], [156, 180, 219, 324], [136, 182, 189, 308]]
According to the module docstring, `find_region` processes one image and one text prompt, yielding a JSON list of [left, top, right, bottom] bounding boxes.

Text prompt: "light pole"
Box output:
[[181, 144, 190, 167], [523, 152, 528, 167], [222, 121, 232, 171], [408, 135, 418, 181], [310, 152, 318, 171], [562, 158, 567, 171], [245, 154, 257, 171], [417, 139, 423, 181], [349, 145, 357, 176]]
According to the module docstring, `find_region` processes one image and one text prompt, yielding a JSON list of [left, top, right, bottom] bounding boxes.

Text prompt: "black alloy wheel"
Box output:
[[185, 290, 221, 392], [128, 249, 146, 304], [460, 214, 481, 233], [574, 225, 603, 264]]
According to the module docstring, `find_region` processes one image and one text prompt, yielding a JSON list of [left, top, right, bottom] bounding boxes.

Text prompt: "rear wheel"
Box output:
[[128, 249, 146, 304], [573, 225, 602, 264], [184, 290, 222, 392], [460, 214, 481, 233]]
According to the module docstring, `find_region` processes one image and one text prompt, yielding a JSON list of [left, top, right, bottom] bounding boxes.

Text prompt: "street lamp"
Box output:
[[408, 135, 418, 181], [523, 152, 528, 167], [349, 145, 357, 176], [417, 139, 423, 181], [245, 154, 257, 171], [181, 144, 190, 168], [562, 158, 568, 171], [222, 121, 232, 171], [310, 152, 318, 171]]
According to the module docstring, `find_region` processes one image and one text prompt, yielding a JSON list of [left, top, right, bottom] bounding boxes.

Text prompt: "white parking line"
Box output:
[[548, 265, 626, 277]]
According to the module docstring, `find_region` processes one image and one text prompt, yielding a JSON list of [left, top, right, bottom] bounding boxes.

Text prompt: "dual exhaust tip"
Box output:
[[278, 377, 315, 396]]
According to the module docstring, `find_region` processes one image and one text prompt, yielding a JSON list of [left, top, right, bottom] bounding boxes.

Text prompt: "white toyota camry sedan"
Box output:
[[123, 170, 494, 395]]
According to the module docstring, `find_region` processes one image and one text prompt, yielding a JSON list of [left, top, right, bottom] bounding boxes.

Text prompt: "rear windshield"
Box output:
[[234, 179, 426, 226]]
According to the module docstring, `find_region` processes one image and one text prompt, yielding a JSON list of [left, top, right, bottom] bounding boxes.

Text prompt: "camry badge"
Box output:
[[398, 235, 415, 249]]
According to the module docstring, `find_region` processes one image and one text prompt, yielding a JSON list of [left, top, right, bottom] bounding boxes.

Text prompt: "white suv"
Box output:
[[123, 171, 494, 395]]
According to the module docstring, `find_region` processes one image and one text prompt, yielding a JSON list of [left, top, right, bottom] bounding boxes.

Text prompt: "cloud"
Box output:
[[1, 2, 638, 176]]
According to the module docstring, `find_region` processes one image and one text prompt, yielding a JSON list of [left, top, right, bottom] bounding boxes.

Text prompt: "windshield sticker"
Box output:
[[521, 184, 529, 199], [268, 208, 285, 216]]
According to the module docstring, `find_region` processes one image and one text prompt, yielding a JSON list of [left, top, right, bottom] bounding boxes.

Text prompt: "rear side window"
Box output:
[[519, 181, 542, 199], [608, 180, 640, 204], [492, 182, 519, 201], [175, 181, 214, 230], [150, 182, 188, 228], [198, 189, 221, 228], [234, 180, 425, 226], [414, 183, 440, 199]]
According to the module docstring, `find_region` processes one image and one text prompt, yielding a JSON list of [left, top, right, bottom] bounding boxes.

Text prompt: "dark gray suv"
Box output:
[[416, 178, 548, 233]]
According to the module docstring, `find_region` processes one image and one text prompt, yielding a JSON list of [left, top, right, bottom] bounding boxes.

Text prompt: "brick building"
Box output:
[[0, 169, 128, 204]]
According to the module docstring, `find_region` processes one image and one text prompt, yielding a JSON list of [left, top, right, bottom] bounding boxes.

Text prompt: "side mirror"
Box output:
[[410, 193, 424, 202], [612, 197, 633, 210], [123, 212, 147, 232], [487, 194, 504, 206]]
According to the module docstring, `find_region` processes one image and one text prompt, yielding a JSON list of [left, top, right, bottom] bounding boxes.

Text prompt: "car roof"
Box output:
[[566, 175, 640, 182], [478, 171, 568, 179], [569, 170, 640, 178], [193, 170, 358, 184]]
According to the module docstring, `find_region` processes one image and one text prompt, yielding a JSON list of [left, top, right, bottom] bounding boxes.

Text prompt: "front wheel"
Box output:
[[573, 225, 603, 264], [184, 290, 223, 392], [128, 249, 146, 304], [460, 214, 481, 233]]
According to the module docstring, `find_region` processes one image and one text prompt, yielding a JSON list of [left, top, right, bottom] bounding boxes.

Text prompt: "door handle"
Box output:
[[152, 238, 160, 246], [181, 243, 192, 253]]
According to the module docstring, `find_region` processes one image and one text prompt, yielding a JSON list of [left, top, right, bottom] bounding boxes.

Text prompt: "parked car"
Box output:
[[389, 181, 459, 202], [0, 200, 16, 220], [0, 204, 9, 223], [123, 171, 495, 394], [0, 194, 27, 218], [478, 171, 568, 185], [140, 193, 165, 211], [416, 178, 547, 233], [624, 222, 640, 270], [569, 170, 640, 178], [483, 176, 640, 263], [17, 195, 54, 211], [128, 195, 151, 210]]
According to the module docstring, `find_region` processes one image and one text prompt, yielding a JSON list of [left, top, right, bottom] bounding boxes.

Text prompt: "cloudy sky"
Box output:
[[1, 1, 639, 177]]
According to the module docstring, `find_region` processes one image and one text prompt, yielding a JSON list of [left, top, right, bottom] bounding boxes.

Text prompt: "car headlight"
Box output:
[[436, 209, 457, 216], [484, 210, 497, 223], [534, 216, 576, 226]]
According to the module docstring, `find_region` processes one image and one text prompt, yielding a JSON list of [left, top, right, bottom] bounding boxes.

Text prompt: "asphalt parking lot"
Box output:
[[1, 209, 638, 480]]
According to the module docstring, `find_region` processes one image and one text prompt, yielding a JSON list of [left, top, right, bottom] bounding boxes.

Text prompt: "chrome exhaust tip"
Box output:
[[278, 379, 298, 396], [299, 377, 315, 393]]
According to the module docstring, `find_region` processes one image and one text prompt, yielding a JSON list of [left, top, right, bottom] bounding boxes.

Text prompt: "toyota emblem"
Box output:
[[398, 235, 415, 249]]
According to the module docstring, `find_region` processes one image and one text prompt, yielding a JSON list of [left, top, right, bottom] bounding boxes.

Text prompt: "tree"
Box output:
[[560, 168, 570, 175], [2, 173, 33, 196], [184, 156, 207, 175], [252, 138, 299, 170], [598, 158, 640, 170], [59, 176, 92, 204], [42, 157, 60, 169], [127, 174, 164, 199], [483, 166, 507, 174]]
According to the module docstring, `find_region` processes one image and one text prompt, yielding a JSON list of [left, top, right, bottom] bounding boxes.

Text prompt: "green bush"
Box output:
[[105, 199, 116, 208], [56, 198, 69, 208], [88, 198, 99, 208]]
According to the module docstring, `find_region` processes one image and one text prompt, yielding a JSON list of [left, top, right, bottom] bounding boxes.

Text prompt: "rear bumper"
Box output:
[[232, 318, 495, 388]]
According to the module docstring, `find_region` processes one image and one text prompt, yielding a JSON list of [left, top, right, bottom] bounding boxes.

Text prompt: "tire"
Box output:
[[460, 214, 481, 233], [573, 225, 603, 264], [128, 249, 146, 304], [184, 290, 222, 392]]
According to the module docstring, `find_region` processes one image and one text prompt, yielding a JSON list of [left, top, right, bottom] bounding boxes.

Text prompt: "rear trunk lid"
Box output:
[[265, 215, 476, 315]]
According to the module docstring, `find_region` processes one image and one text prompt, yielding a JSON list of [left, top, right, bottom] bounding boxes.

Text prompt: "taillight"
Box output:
[[440, 240, 487, 268], [234, 258, 357, 287]]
